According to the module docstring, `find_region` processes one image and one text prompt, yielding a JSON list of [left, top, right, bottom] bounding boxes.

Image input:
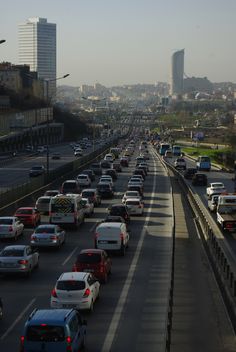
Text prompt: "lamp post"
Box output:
[[45, 74, 69, 177]]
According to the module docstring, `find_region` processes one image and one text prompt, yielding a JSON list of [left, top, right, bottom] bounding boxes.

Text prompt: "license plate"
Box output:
[[99, 240, 108, 244]]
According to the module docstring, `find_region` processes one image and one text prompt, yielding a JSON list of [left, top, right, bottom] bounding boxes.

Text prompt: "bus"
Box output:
[[196, 156, 211, 171], [172, 145, 181, 156], [159, 143, 170, 156], [49, 194, 85, 228]]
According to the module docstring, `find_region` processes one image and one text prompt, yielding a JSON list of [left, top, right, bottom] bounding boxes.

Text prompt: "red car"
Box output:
[[14, 207, 41, 227], [72, 248, 112, 283]]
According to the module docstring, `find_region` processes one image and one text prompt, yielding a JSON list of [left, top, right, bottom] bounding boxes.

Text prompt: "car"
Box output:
[[100, 160, 113, 174], [0, 216, 24, 240], [72, 248, 112, 283], [82, 169, 95, 182], [97, 183, 114, 199], [174, 158, 186, 170], [74, 148, 83, 157], [133, 168, 146, 180], [206, 182, 226, 199], [136, 156, 145, 166], [184, 168, 197, 179], [31, 224, 66, 248], [138, 162, 149, 172], [192, 173, 208, 186], [0, 245, 39, 276], [164, 149, 173, 158], [129, 175, 144, 183], [208, 194, 219, 212], [104, 153, 114, 162], [128, 180, 144, 189], [20, 308, 87, 351], [104, 168, 118, 180], [29, 165, 45, 177], [113, 161, 122, 172], [120, 157, 129, 167], [95, 222, 129, 256], [90, 162, 102, 175], [77, 174, 91, 187], [108, 204, 130, 224], [122, 190, 142, 203], [37, 146, 47, 153], [81, 197, 94, 217], [51, 272, 100, 311], [81, 188, 101, 206], [127, 184, 143, 197], [44, 189, 61, 197], [35, 196, 51, 215], [14, 207, 40, 227], [98, 177, 114, 190], [51, 152, 61, 160], [98, 215, 126, 225], [125, 198, 144, 215], [60, 180, 80, 194]]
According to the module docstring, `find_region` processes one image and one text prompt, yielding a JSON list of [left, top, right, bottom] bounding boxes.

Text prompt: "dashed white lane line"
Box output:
[[0, 298, 36, 341], [62, 246, 78, 266], [101, 152, 157, 352]]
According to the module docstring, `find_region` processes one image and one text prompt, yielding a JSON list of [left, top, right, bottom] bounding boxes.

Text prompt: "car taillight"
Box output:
[[9, 226, 13, 232], [19, 336, 25, 351], [226, 223, 233, 229], [51, 288, 57, 298], [83, 288, 90, 297], [120, 233, 124, 241], [66, 336, 72, 351], [50, 235, 57, 240], [100, 264, 105, 273], [18, 260, 28, 265], [95, 232, 99, 239], [31, 235, 37, 241], [72, 264, 77, 272]]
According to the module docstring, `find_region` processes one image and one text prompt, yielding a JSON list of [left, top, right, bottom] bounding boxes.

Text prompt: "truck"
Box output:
[[216, 194, 236, 232]]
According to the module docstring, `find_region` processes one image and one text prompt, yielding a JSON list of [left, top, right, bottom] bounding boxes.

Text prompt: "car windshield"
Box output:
[[63, 183, 76, 189], [126, 192, 139, 197], [37, 198, 50, 204], [0, 218, 13, 225], [26, 325, 65, 342], [77, 253, 101, 263], [1, 249, 24, 257], [126, 200, 140, 205], [110, 207, 126, 215], [82, 191, 94, 197], [56, 280, 85, 291], [16, 209, 32, 215], [98, 184, 110, 190], [35, 227, 55, 234]]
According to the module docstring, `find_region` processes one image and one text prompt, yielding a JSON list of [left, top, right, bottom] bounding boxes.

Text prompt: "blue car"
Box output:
[[20, 308, 87, 352]]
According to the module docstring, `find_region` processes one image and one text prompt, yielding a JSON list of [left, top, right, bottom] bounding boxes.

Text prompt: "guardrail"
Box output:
[[160, 152, 236, 333], [0, 138, 121, 210]]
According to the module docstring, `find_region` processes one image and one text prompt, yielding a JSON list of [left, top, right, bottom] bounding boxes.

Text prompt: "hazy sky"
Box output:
[[1, 0, 236, 86]]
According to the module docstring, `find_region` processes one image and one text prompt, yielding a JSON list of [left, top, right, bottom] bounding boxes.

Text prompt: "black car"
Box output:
[[51, 152, 61, 160], [97, 183, 114, 198], [192, 173, 208, 186], [108, 204, 130, 224], [104, 168, 118, 180], [82, 169, 96, 182], [29, 165, 45, 177], [184, 168, 197, 179], [90, 163, 102, 175]]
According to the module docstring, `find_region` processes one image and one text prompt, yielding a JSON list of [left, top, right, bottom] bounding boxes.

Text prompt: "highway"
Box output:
[[0, 142, 235, 351]]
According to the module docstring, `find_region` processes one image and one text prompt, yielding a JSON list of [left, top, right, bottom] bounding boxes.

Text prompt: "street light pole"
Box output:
[[44, 74, 70, 178]]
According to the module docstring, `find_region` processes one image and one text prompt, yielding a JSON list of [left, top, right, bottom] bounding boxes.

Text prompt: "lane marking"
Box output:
[[101, 150, 158, 352], [89, 222, 98, 233], [0, 298, 36, 341], [62, 246, 78, 266]]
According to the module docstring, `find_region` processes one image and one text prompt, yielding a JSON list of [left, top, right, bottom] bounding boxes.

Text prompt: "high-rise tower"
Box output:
[[171, 49, 184, 95], [18, 17, 56, 96]]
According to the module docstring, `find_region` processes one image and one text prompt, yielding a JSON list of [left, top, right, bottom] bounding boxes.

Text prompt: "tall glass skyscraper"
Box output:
[[18, 17, 56, 96], [171, 49, 184, 95]]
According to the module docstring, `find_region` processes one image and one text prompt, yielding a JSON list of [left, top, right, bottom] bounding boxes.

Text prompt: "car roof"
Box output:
[[2, 245, 27, 250], [82, 188, 96, 192], [97, 222, 124, 229], [36, 224, 57, 228], [58, 272, 88, 280], [16, 207, 34, 210], [125, 197, 141, 202], [0, 216, 16, 219], [27, 309, 75, 324], [80, 248, 104, 254]]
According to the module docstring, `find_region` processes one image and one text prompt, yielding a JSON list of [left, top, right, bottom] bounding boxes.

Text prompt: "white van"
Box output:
[[49, 194, 85, 228], [95, 222, 129, 256]]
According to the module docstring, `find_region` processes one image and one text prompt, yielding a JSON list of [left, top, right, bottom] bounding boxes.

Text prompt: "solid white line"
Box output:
[[101, 151, 157, 352], [62, 247, 78, 266], [0, 298, 36, 341], [89, 222, 98, 233]]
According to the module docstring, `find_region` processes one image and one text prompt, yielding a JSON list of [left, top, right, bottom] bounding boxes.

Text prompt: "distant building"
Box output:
[[171, 49, 184, 95], [18, 17, 56, 97], [184, 77, 213, 93]]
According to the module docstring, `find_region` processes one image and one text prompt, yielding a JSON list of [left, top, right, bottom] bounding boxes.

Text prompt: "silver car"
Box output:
[[0, 245, 39, 276], [81, 197, 94, 217], [0, 216, 24, 240], [31, 224, 66, 248]]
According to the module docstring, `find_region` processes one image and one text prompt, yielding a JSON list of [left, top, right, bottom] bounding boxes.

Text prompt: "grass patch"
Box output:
[[182, 146, 233, 166]]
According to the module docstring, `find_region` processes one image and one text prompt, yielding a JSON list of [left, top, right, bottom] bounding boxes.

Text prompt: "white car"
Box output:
[[77, 174, 91, 187], [0, 217, 24, 240], [122, 190, 141, 203], [50, 272, 100, 312], [129, 175, 144, 183], [74, 148, 83, 156], [0, 245, 39, 276], [174, 158, 186, 170], [104, 153, 114, 162], [208, 195, 219, 212], [125, 198, 144, 215], [99, 176, 114, 189], [81, 197, 94, 217], [206, 182, 226, 199]]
